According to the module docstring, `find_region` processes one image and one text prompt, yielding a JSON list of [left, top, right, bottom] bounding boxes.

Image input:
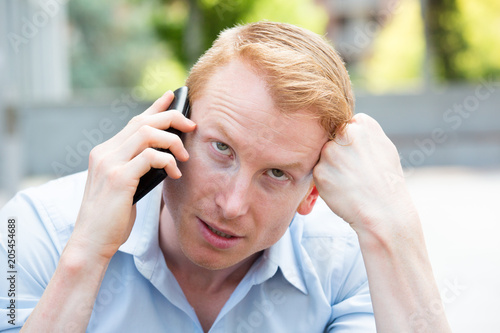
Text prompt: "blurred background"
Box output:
[[1, 0, 499, 331]]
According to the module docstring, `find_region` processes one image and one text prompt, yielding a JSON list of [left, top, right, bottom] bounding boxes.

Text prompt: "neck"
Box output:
[[158, 203, 260, 293]]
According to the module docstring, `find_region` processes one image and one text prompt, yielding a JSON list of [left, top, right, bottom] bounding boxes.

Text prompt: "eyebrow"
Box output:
[[274, 161, 305, 171], [213, 121, 232, 142]]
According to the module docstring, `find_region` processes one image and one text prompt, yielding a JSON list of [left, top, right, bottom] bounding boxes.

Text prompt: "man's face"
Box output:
[[162, 59, 328, 270]]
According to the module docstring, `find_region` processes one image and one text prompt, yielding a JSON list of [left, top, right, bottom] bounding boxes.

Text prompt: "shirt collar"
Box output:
[[261, 216, 309, 295], [118, 183, 163, 279]]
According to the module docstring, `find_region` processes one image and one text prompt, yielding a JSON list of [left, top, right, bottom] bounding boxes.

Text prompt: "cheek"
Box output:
[[255, 182, 313, 238], [181, 156, 225, 198], [168, 154, 230, 221], [162, 177, 186, 223], [251, 199, 298, 245]]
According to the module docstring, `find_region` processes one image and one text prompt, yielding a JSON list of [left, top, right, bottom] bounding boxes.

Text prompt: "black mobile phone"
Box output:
[[133, 86, 191, 204]]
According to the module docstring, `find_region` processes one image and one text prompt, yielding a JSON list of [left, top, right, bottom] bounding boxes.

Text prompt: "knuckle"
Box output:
[[88, 145, 104, 167], [144, 148, 175, 168], [137, 125, 154, 140], [106, 166, 125, 188], [98, 155, 115, 175], [312, 164, 325, 181], [167, 110, 185, 125], [161, 151, 176, 165], [168, 109, 182, 117], [312, 167, 320, 180], [90, 153, 122, 186], [142, 147, 157, 161], [88, 146, 99, 161], [129, 114, 145, 126], [169, 133, 183, 146], [353, 113, 369, 122], [357, 113, 380, 129], [321, 142, 336, 159]]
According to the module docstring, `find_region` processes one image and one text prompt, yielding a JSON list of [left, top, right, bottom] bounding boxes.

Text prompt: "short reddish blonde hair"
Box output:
[[186, 21, 354, 139]]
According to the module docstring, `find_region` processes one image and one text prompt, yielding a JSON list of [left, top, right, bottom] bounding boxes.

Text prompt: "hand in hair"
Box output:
[[313, 113, 451, 333]]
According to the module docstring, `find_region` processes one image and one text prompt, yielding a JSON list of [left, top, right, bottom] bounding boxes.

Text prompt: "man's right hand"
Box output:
[[71, 91, 196, 261], [21, 91, 196, 332]]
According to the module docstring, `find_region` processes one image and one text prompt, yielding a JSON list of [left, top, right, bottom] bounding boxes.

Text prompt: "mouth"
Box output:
[[206, 224, 234, 238], [197, 218, 242, 249]]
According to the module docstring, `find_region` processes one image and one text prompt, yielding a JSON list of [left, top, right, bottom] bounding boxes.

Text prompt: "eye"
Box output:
[[266, 169, 289, 181], [212, 141, 232, 156]]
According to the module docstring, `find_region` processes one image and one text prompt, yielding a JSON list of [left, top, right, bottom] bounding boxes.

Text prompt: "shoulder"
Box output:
[[291, 198, 367, 301], [0, 172, 88, 327], [2, 171, 87, 250]]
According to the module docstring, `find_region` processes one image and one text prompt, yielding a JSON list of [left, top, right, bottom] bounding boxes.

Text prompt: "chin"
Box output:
[[186, 251, 236, 271], [182, 244, 260, 272]]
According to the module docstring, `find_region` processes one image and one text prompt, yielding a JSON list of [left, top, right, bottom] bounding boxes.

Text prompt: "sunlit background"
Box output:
[[1, 0, 499, 331]]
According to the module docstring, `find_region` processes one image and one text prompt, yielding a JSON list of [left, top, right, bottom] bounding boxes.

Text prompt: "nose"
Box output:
[[215, 171, 252, 220]]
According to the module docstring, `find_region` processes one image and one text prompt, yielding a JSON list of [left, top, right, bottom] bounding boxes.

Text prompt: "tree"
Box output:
[[151, 0, 255, 68], [424, 0, 468, 81], [69, 0, 162, 91], [151, 0, 327, 69]]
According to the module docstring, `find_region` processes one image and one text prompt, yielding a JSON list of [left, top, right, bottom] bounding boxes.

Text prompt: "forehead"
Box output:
[[190, 59, 328, 151]]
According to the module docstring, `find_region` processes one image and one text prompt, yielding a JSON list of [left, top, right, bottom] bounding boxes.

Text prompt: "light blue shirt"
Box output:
[[0, 172, 375, 332]]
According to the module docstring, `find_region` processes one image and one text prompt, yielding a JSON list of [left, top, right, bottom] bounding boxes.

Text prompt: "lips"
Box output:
[[197, 218, 242, 249], [206, 224, 233, 238]]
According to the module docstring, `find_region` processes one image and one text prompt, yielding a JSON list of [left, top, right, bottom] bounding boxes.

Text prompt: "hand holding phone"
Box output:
[[133, 86, 191, 204], [67, 87, 194, 264]]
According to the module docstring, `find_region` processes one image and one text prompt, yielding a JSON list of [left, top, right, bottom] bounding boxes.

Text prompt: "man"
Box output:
[[0, 22, 450, 332]]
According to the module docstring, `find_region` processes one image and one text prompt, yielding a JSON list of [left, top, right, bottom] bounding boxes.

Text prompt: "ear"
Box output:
[[296, 184, 319, 215]]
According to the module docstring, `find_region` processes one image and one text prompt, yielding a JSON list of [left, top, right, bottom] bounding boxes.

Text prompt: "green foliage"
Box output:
[[361, 0, 499, 92], [138, 0, 327, 99], [242, 0, 328, 34], [151, 0, 255, 68], [362, 0, 425, 92], [69, 0, 162, 91], [68, 0, 498, 96], [425, 0, 468, 81], [150, 0, 327, 69], [425, 0, 500, 81], [68, 0, 327, 97], [455, 0, 500, 80]]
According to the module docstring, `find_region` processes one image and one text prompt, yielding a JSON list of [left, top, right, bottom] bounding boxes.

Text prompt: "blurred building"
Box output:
[[1, 0, 70, 103], [319, 0, 400, 65], [0, 0, 70, 196], [1, 0, 499, 201]]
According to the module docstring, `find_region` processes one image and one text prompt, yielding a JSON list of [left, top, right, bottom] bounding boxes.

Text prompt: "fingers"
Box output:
[[98, 111, 196, 181], [314, 112, 408, 225], [105, 92, 196, 178], [334, 113, 379, 142], [86, 92, 196, 200], [110, 109, 196, 146], [143, 90, 175, 116], [88, 135, 185, 193], [111, 109, 196, 166], [127, 147, 183, 180], [106, 89, 193, 145], [349, 113, 378, 125], [119, 124, 190, 162], [74, 91, 191, 255]]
